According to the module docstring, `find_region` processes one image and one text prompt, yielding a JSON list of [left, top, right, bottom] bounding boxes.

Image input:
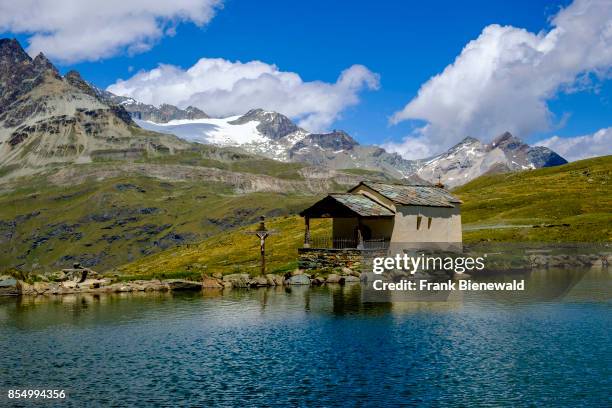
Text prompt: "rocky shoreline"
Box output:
[[0, 266, 363, 297], [2, 251, 610, 297]]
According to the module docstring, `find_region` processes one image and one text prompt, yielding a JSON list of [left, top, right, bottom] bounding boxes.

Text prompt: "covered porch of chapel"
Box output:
[[299, 194, 395, 250]]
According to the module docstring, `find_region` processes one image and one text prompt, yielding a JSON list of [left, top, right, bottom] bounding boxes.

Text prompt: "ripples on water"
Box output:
[[0, 269, 610, 407]]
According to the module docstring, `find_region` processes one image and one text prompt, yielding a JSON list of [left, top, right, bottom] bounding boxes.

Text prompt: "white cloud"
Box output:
[[381, 131, 435, 160], [0, 0, 222, 63], [389, 0, 612, 158], [535, 127, 612, 161], [107, 60, 380, 132]]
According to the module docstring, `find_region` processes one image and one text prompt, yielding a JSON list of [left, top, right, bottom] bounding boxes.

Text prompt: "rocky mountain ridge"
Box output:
[[0, 38, 190, 174], [99, 90, 210, 123], [417, 133, 567, 187], [133, 107, 421, 178], [131, 101, 566, 186]]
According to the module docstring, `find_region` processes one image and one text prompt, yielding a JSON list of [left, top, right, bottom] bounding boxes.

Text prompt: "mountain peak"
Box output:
[[442, 136, 484, 157], [230, 108, 301, 140], [65, 69, 98, 97], [157, 103, 209, 121], [0, 39, 188, 170], [0, 38, 28, 61], [490, 131, 521, 148], [417, 130, 567, 188], [245, 108, 266, 115], [33, 52, 52, 66], [460, 136, 480, 145], [185, 106, 206, 114], [33, 53, 60, 78], [65, 69, 84, 81], [299, 129, 359, 151], [1, 38, 59, 117], [236, 108, 285, 121], [449, 136, 482, 150]]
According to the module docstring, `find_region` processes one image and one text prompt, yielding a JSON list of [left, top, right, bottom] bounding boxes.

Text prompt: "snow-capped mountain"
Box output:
[[135, 109, 308, 161], [417, 133, 567, 187], [104, 96, 567, 187], [135, 108, 420, 177]]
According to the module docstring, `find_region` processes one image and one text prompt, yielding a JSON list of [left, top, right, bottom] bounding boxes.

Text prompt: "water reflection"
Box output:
[[0, 268, 609, 407], [0, 268, 608, 331]]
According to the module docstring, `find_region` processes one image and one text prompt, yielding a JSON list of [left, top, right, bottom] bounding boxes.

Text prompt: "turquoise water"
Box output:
[[1, 269, 610, 407]]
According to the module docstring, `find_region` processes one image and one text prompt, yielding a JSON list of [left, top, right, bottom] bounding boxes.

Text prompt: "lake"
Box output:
[[1, 269, 610, 407]]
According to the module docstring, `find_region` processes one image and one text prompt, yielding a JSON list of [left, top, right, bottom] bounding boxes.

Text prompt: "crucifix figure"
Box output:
[[245, 216, 277, 275]]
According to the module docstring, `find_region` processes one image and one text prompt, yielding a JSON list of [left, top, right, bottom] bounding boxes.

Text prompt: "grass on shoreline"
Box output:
[[115, 216, 331, 279]]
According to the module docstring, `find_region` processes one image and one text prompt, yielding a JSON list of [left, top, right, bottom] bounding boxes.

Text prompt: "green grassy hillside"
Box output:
[[118, 156, 611, 279], [0, 173, 318, 274], [455, 155, 611, 242]]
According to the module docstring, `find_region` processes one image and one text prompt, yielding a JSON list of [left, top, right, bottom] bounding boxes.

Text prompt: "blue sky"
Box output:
[[1, 0, 610, 159]]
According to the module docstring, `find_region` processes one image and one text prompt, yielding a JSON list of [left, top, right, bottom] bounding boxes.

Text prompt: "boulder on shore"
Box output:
[[48, 270, 67, 282], [326, 274, 342, 284], [249, 276, 269, 287], [164, 279, 202, 291], [291, 269, 305, 276], [202, 276, 223, 288], [61, 267, 100, 283], [311, 276, 325, 286], [222, 273, 251, 288], [287, 274, 310, 285], [61, 280, 78, 289], [265, 274, 284, 286], [340, 267, 353, 276], [0, 276, 19, 296]]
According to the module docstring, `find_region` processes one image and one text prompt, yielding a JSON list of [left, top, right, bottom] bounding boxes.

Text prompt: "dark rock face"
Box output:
[[129, 102, 209, 123], [32, 53, 60, 77], [489, 132, 568, 168], [157, 104, 208, 122], [229, 108, 300, 139], [294, 130, 359, 152], [183, 106, 207, 119], [65, 70, 97, 97], [0, 211, 41, 245], [0, 41, 61, 114], [0, 39, 49, 118], [109, 105, 136, 126], [527, 146, 568, 167], [490, 131, 521, 150], [102, 93, 210, 123]]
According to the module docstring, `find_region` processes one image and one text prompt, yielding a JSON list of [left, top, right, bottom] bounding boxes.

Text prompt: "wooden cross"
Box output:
[[245, 216, 278, 276]]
